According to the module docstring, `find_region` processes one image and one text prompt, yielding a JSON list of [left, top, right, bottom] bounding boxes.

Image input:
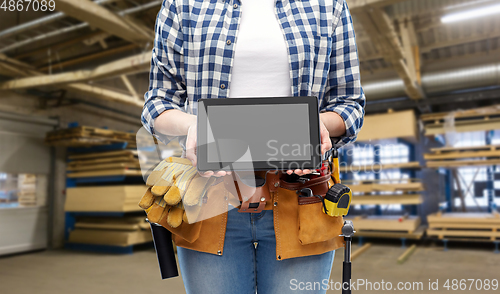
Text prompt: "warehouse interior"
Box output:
[[1, 0, 500, 293]]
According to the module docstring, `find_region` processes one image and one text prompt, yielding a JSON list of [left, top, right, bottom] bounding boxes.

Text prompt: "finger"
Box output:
[[294, 169, 304, 176], [302, 169, 312, 175], [199, 171, 214, 178], [321, 132, 332, 155], [186, 130, 197, 167], [138, 188, 155, 209], [214, 170, 227, 177], [167, 206, 184, 228], [286, 170, 294, 175], [186, 146, 197, 167]]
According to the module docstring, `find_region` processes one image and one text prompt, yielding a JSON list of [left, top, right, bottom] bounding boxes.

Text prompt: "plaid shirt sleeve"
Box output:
[[321, 1, 366, 148], [141, 0, 187, 136]]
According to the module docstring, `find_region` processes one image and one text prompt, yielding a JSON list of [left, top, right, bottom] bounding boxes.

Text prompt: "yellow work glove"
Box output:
[[138, 157, 213, 228]]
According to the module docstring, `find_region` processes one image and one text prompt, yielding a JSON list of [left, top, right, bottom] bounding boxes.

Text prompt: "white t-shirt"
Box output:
[[228, 0, 292, 98]]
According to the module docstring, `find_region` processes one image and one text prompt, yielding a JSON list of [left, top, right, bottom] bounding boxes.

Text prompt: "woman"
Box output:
[[142, 0, 365, 293]]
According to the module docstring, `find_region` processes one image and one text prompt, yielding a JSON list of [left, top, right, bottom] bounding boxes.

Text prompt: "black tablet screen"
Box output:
[[206, 103, 312, 163]]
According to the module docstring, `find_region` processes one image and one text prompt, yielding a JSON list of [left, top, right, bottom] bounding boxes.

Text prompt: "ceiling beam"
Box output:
[[120, 75, 140, 100], [400, 20, 421, 86], [0, 53, 142, 107], [421, 30, 500, 53], [347, 0, 405, 13], [56, 0, 153, 45], [67, 83, 143, 107], [354, 8, 426, 100], [38, 44, 138, 72], [0, 52, 151, 90]]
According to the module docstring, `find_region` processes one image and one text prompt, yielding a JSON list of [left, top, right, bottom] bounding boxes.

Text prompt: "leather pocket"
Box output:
[[159, 212, 202, 244], [296, 178, 343, 245], [298, 201, 343, 245]]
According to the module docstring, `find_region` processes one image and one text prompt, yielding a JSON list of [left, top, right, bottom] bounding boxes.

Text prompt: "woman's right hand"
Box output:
[[185, 123, 230, 178]]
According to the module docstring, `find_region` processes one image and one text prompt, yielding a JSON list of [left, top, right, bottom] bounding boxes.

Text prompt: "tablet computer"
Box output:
[[197, 96, 321, 172]]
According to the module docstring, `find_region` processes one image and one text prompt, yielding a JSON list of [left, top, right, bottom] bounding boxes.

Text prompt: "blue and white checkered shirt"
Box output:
[[142, 0, 365, 148]]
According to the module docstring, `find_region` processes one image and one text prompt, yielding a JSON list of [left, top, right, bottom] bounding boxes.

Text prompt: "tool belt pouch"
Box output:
[[224, 172, 271, 213], [158, 215, 202, 243], [280, 170, 343, 245]]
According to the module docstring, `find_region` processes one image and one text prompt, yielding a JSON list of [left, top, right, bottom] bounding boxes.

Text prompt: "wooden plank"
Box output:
[[429, 223, 500, 230], [68, 229, 152, 246], [68, 150, 138, 160], [354, 225, 425, 240], [427, 213, 500, 225], [56, 0, 153, 45], [68, 155, 136, 164], [351, 194, 422, 205], [427, 229, 500, 238], [0, 53, 151, 90], [351, 243, 372, 261], [426, 159, 500, 168], [68, 156, 136, 166], [397, 244, 417, 264], [425, 117, 500, 136], [67, 162, 141, 172], [350, 182, 423, 193], [65, 185, 147, 212], [429, 145, 500, 153], [75, 217, 148, 231], [349, 215, 420, 233], [356, 110, 418, 142], [343, 179, 421, 186], [424, 150, 500, 160], [340, 161, 420, 173], [421, 105, 500, 122], [66, 169, 142, 178]]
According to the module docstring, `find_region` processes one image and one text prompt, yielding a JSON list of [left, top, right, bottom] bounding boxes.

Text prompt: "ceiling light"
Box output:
[[441, 3, 500, 23]]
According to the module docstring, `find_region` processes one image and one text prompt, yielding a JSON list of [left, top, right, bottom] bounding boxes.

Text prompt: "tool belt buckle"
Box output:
[[224, 171, 278, 213]]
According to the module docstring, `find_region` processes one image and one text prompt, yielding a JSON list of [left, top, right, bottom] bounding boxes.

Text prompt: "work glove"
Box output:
[[138, 157, 214, 228]]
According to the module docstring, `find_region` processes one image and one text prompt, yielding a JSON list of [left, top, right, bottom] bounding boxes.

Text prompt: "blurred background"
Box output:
[[0, 0, 500, 293]]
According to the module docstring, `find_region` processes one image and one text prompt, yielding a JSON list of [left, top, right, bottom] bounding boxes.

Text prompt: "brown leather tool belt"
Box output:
[[223, 171, 279, 213], [223, 160, 331, 213]]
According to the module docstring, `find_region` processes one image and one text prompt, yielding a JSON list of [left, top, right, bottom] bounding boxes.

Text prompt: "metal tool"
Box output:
[[341, 220, 355, 294]]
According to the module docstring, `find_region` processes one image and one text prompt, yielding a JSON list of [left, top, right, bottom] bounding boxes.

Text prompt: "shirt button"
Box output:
[[226, 40, 231, 45], [220, 84, 226, 89], [233, 4, 238, 9]]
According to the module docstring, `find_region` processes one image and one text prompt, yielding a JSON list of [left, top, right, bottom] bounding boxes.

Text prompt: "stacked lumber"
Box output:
[[65, 185, 147, 212], [17, 174, 37, 207], [425, 145, 500, 168], [45, 126, 141, 148], [339, 161, 420, 173], [68, 216, 152, 246], [427, 212, 500, 241], [346, 179, 424, 206], [66, 150, 142, 178], [357, 110, 418, 143], [421, 105, 500, 136]]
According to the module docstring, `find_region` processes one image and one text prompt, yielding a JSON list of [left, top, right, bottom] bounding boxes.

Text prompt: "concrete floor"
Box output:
[[1, 243, 499, 294]]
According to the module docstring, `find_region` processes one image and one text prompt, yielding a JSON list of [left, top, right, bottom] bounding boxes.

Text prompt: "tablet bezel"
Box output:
[[197, 96, 321, 172]]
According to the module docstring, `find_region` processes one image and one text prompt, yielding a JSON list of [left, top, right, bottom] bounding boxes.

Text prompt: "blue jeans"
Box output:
[[177, 207, 335, 294]]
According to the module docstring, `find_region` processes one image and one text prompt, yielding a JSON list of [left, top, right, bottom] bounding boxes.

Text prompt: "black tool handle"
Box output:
[[149, 222, 179, 279], [342, 261, 351, 294], [342, 235, 352, 294]]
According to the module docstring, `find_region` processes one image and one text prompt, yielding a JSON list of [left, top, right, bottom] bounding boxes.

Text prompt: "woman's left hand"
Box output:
[[286, 120, 332, 176]]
